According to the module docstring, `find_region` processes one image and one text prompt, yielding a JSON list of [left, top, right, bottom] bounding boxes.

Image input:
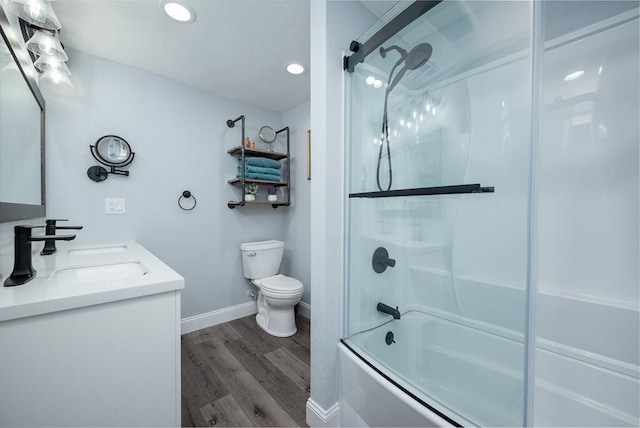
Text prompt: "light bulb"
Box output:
[[365, 76, 375, 85], [286, 63, 304, 75], [160, 0, 196, 23], [8, 0, 61, 30], [564, 70, 584, 81], [25, 1, 45, 21]]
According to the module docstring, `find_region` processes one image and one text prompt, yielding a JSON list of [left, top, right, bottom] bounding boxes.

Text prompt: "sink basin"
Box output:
[[68, 245, 128, 256], [54, 262, 147, 282]]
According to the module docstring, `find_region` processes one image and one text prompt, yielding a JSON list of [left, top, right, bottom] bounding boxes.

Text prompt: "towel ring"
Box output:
[[178, 190, 197, 211]]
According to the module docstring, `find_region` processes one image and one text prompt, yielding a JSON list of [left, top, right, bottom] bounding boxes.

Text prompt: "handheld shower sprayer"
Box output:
[[377, 42, 433, 191]]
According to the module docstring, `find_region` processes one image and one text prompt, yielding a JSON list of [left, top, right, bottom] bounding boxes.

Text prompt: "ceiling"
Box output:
[[52, 0, 311, 113]]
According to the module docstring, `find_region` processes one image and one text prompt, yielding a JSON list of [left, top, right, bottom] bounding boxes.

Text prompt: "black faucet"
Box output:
[[4, 225, 76, 287], [377, 302, 401, 320], [41, 219, 83, 255]]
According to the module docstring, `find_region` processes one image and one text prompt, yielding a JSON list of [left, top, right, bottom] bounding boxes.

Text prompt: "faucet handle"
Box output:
[[45, 219, 68, 229], [46, 218, 69, 223], [44, 219, 82, 235]]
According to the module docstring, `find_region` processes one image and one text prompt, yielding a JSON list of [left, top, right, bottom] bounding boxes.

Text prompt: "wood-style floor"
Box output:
[[181, 314, 310, 427]]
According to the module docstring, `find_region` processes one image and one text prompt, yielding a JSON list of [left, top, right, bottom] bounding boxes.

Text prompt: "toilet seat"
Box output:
[[253, 274, 303, 296]]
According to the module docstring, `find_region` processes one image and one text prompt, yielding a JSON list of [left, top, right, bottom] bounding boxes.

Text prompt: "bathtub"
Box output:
[[340, 311, 523, 426], [340, 307, 639, 427]]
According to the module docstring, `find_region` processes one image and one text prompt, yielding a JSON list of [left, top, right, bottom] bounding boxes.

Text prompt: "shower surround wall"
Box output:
[[324, 0, 638, 426], [40, 48, 300, 321]]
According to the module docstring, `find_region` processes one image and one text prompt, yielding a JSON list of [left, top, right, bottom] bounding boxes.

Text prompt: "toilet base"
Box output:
[[255, 292, 300, 337], [256, 313, 297, 337]]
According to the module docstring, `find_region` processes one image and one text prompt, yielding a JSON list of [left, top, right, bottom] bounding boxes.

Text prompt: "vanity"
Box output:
[[0, 241, 184, 427], [0, 7, 183, 427]]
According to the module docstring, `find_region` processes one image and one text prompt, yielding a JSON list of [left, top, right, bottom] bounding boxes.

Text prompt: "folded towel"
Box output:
[[237, 165, 281, 176], [238, 157, 281, 169], [237, 172, 283, 182]]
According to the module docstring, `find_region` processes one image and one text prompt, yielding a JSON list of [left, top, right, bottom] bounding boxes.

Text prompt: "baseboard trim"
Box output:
[[306, 398, 339, 427], [181, 301, 257, 335], [297, 301, 311, 319]]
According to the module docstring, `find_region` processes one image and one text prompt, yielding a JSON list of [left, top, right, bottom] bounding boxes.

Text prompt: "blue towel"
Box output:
[[239, 157, 281, 169], [237, 172, 283, 182], [237, 165, 281, 176]]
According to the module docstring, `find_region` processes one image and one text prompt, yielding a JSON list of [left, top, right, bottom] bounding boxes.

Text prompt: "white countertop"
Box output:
[[0, 241, 184, 322]]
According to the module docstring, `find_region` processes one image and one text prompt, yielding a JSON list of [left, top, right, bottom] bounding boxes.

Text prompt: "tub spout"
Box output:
[[377, 302, 401, 319]]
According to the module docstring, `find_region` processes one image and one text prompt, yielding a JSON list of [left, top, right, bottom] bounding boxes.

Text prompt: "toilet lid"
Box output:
[[257, 274, 303, 294]]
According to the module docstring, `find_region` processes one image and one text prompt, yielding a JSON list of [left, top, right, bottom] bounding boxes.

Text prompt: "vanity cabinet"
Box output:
[[0, 241, 183, 427], [0, 292, 181, 427]]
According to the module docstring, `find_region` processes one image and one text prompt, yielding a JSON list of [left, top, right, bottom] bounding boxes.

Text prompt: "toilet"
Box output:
[[240, 240, 304, 337]]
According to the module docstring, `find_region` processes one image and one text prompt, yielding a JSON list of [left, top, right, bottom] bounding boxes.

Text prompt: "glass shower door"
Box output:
[[343, 1, 532, 425]]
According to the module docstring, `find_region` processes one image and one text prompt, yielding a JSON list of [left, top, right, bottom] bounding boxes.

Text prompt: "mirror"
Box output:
[[258, 125, 276, 152], [87, 135, 135, 182], [0, 8, 46, 222], [94, 135, 132, 165]]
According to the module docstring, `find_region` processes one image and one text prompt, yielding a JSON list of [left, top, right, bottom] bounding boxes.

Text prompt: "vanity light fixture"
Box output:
[[160, 0, 196, 23], [25, 29, 67, 59], [7, 0, 61, 30], [40, 60, 71, 86], [286, 62, 305, 75], [33, 53, 66, 71], [8, 0, 72, 86]]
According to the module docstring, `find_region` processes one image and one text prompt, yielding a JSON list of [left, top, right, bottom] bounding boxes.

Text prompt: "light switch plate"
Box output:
[[105, 198, 126, 215]]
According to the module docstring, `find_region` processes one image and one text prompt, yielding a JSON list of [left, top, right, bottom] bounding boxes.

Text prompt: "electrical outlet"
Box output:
[[105, 198, 126, 215]]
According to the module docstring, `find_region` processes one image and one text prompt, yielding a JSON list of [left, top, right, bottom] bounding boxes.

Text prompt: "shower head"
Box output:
[[380, 42, 433, 93], [405, 43, 432, 70], [376, 42, 434, 192]]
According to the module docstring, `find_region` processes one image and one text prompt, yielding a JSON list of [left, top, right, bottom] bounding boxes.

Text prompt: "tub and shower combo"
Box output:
[[339, 1, 639, 426]]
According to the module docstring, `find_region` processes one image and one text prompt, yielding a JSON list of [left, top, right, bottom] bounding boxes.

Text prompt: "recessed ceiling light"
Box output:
[[564, 70, 584, 81], [286, 63, 305, 75], [160, 0, 196, 23]]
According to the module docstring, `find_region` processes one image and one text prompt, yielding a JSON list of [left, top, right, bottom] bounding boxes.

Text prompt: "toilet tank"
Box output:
[[240, 240, 284, 279]]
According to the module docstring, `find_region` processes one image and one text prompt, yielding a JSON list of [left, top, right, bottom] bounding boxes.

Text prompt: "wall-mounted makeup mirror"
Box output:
[[87, 135, 135, 182], [258, 125, 276, 152], [0, 7, 46, 222]]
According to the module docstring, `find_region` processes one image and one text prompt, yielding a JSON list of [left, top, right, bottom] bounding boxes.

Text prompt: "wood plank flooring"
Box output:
[[182, 314, 310, 427]]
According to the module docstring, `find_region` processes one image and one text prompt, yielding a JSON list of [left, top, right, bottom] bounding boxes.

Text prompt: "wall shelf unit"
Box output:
[[226, 115, 291, 209]]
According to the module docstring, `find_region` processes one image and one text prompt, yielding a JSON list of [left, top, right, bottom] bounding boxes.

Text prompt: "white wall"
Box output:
[[41, 48, 287, 319], [309, 0, 377, 417], [282, 100, 311, 304]]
